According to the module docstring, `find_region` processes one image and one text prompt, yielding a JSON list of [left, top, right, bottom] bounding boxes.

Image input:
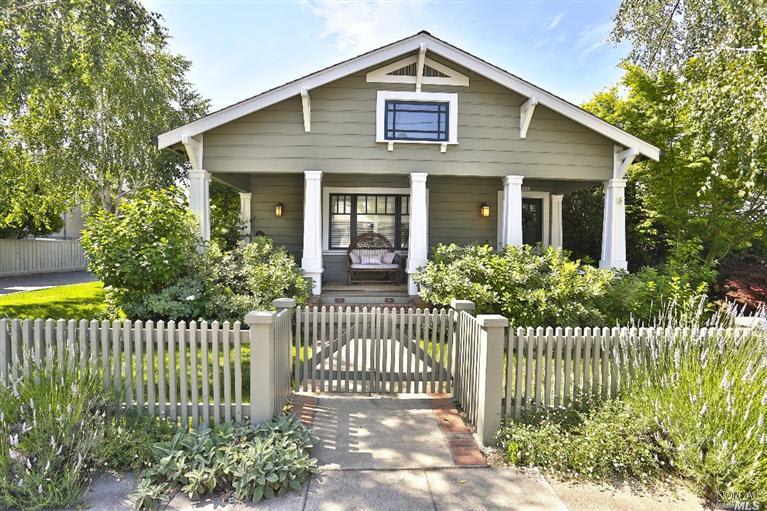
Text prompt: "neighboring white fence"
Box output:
[[0, 299, 296, 427], [292, 305, 455, 394], [0, 239, 88, 276]]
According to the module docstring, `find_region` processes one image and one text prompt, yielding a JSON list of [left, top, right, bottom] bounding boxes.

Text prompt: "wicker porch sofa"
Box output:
[[347, 232, 404, 284]]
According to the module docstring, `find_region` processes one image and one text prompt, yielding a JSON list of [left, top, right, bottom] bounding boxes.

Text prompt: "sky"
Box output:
[[143, 0, 629, 111]]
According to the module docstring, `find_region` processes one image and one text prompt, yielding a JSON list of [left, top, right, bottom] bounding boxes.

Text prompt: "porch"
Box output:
[[188, 159, 632, 298]]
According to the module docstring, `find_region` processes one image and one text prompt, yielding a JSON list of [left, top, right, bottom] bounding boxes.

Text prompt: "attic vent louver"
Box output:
[[387, 63, 449, 78], [367, 55, 469, 87]]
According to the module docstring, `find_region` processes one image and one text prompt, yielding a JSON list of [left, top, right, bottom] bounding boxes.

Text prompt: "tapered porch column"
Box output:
[[302, 171, 323, 295], [599, 178, 627, 270], [550, 194, 563, 248], [501, 175, 524, 246], [189, 170, 211, 241], [407, 172, 428, 296], [239, 192, 252, 237]]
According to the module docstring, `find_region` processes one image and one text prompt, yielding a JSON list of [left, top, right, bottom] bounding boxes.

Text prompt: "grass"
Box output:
[[0, 281, 106, 320]]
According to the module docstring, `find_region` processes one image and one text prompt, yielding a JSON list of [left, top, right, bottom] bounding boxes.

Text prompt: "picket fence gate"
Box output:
[[292, 305, 456, 394]]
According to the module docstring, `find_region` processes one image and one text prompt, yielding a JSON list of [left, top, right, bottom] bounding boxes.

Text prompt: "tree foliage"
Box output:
[[0, 0, 208, 231], [608, 0, 767, 261], [210, 182, 245, 251]]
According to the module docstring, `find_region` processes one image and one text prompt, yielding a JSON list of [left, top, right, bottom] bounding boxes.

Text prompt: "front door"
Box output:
[[522, 198, 543, 245]]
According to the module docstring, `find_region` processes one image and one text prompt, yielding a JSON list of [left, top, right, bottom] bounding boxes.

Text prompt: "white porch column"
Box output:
[[599, 178, 627, 270], [550, 194, 563, 248], [239, 192, 252, 237], [501, 175, 524, 246], [189, 170, 211, 241], [302, 171, 323, 295], [407, 172, 428, 296]]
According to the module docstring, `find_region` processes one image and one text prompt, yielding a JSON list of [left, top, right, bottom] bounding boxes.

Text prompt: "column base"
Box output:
[[599, 260, 628, 271], [303, 270, 323, 295]]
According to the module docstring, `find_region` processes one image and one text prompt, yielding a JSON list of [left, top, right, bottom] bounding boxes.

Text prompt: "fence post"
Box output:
[[449, 300, 475, 402], [475, 314, 508, 447], [244, 310, 276, 425], [450, 299, 475, 315]]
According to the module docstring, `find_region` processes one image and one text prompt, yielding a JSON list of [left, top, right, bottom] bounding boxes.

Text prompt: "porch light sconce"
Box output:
[[480, 203, 491, 218], [274, 203, 284, 217]]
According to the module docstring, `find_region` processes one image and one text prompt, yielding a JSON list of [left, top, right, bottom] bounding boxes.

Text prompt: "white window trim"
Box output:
[[322, 186, 429, 254], [497, 190, 550, 247], [376, 91, 458, 148]]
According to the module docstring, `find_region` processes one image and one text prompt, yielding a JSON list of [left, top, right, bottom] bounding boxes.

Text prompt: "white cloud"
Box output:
[[301, 0, 425, 54], [576, 21, 613, 56], [544, 12, 565, 31]]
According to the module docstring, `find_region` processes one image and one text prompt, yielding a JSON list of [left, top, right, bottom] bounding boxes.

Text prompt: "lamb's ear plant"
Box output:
[[133, 414, 319, 510]]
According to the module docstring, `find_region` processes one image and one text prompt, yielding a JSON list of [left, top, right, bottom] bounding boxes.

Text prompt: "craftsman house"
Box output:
[[157, 31, 660, 301]]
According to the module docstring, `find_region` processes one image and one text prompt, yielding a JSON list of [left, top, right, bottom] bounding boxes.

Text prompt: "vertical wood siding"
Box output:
[[0, 240, 87, 276]]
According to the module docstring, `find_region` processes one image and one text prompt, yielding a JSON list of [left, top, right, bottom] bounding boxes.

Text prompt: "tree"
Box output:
[[0, 0, 209, 229], [609, 0, 767, 262], [582, 63, 766, 263]]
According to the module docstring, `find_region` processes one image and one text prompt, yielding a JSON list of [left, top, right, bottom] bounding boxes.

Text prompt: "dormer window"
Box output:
[[385, 101, 449, 142], [376, 91, 458, 150]]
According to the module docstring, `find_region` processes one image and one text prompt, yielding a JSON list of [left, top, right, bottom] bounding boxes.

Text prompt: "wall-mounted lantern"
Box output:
[[275, 203, 284, 217], [480, 203, 491, 218]]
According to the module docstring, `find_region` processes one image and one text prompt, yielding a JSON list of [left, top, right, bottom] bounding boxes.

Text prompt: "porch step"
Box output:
[[319, 295, 412, 306]]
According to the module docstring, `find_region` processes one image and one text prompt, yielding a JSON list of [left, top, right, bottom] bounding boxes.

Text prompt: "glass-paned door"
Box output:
[[522, 198, 543, 245]]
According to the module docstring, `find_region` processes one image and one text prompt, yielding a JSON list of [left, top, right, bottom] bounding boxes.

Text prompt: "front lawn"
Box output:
[[0, 281, 106, 320]]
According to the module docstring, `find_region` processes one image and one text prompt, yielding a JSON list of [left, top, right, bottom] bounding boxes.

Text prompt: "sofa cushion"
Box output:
[[349, 250, 361, 264], [359, 251, 383, 265], [350, 263, 400, 270], [382, 252, 396, 264]]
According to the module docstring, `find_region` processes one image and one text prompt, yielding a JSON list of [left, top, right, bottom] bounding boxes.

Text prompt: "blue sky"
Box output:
[[143, 0, 628, 111]]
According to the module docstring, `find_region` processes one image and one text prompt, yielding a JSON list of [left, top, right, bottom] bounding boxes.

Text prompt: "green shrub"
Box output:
[[497, 399, 669, 482], [121, 236, 311, 322], [414, 243, 614, 327], [82, 187, 199, 293], [210, 181, 245, 251], [133, 414, 318, 509], [498, 315, 767, 505], [0, 368, 114, 510], [97, 412, 178, 471], [601, 239, 717, 324]]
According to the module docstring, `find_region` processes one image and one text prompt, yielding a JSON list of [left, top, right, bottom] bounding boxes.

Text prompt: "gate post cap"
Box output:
[[477, 315, 508, 328], [272, 298, 297, 309], [244, 311, 275, 325], [450, 299, 475, 311]]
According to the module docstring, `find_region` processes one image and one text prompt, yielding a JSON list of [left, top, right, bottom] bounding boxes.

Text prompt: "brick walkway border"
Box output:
[[428, 393, 487, 467]]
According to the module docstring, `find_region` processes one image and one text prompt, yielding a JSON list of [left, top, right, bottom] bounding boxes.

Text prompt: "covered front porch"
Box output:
[[188, 150, 634, 298]]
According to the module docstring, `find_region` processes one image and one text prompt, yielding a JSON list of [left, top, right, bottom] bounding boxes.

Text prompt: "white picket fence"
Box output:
[[292, 305, 455, 393], [0, 301, 295, 427], [3, 293, 756, 446], [0, 239, 88, 276]]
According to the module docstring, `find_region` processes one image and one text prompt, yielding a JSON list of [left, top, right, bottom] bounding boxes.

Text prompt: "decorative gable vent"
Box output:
[[367, 55, 469, 87], [387, 63, 450, 78]]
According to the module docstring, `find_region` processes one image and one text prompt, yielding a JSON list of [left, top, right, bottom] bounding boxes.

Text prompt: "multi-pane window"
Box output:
[[329, 194, 410, 249], [384, 101, 449, 142]]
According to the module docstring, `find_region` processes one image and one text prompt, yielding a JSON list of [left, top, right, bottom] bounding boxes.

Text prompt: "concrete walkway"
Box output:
[[0, 270, 95, 295], [76, 394, 569, 511]]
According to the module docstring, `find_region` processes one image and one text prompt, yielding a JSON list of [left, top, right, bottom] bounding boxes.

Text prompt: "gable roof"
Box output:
[[158, 31, 660, 161]]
